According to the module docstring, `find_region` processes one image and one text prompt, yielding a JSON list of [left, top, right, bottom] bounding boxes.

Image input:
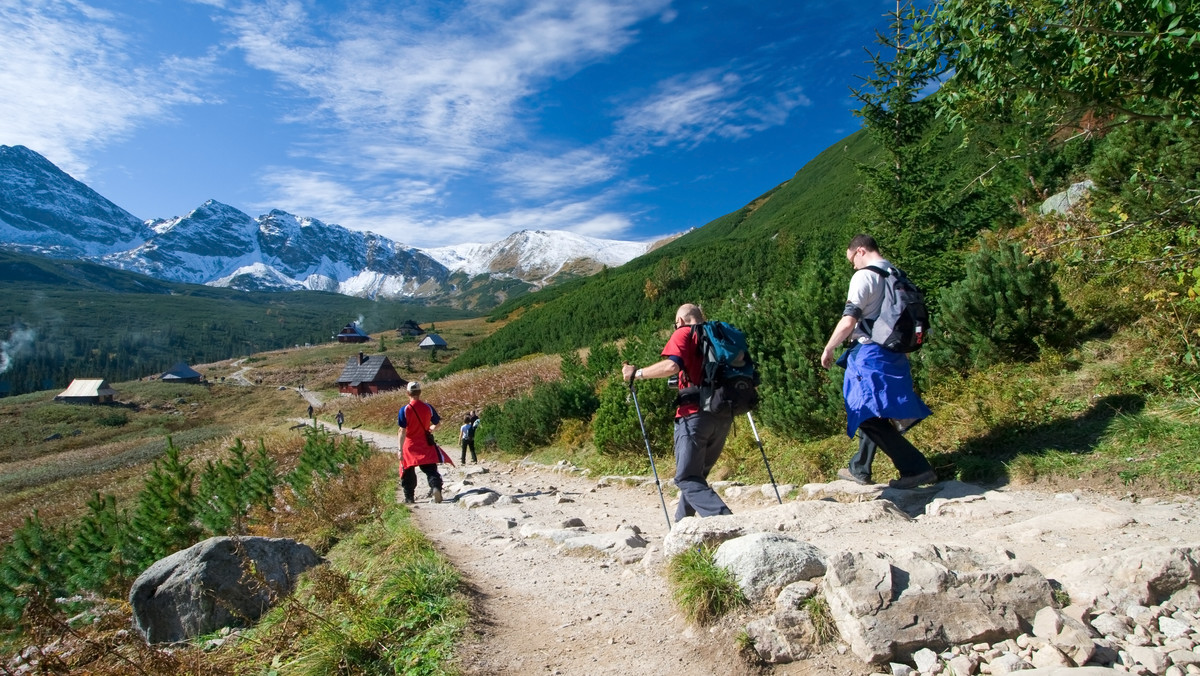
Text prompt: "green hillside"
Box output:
[[0, 250, 472, 395]]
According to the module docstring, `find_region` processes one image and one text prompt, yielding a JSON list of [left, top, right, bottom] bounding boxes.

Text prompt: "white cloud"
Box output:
[[257, 168, 635, 247], [222, 0, 671, 181], [496, 149, 621, 200], [616, 69, 811, 148], [255, 167, 442, 234], [0, 0, 215, 176]]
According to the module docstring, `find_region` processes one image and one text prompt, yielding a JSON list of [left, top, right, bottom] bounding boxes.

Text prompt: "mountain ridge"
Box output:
[[0, 145, 652, 308]]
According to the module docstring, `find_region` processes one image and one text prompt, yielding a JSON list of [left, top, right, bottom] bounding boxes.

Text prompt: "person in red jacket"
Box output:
[[621, 303, 733, 522], [397, 381, 445, 504]]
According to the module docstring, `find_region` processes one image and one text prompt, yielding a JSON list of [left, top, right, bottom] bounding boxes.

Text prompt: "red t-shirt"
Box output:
[[662, 325, 703, 417]]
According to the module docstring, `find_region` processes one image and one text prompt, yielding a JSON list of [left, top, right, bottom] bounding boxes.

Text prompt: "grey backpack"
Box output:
[[863, 265, 929, 353]]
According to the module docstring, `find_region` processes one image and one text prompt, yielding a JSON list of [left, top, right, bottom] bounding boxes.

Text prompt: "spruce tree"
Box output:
[[722, 261, 845, 438], [851, 1, 1000, 293]]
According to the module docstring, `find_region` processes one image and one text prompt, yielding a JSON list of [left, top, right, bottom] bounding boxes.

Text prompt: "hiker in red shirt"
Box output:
[[397, 381, 446, 504], [621, 303, 733, 522]]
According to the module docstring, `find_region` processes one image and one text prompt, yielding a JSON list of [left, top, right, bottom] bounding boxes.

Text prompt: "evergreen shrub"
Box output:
[[927, 239, 1077, 372], [481, 379, 599, 454]]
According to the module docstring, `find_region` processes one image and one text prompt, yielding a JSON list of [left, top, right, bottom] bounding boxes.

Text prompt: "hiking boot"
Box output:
[[837, 468, 871, 485], [888, 469, 937, 490], [432, 488, 443, 504], [403, 493, 415, 504]]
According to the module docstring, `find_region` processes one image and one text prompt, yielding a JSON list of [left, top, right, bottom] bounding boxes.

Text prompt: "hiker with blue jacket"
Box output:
[[820, 234, 937, 489], [621, 303, 733, 522]]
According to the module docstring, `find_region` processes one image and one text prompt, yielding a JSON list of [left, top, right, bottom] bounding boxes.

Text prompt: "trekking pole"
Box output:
[[746, 412, 782, 504], [629, 378, 673, 531]]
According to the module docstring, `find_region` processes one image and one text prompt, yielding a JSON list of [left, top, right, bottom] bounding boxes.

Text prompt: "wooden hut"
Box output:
[[418, 334, 447, 350], [396, 319, 425, 337], [335, 322, 371, 343], [55, 378, 117, 404], [337, 352, 407, 396], [161, 362, 203, 384]]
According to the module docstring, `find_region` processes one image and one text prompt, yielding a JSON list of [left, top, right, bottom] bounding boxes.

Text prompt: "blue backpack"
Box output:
[[689, 321, 760, 415]]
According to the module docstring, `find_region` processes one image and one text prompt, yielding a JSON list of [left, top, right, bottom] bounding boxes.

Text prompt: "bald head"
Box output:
[[675, 304, 705, 326]]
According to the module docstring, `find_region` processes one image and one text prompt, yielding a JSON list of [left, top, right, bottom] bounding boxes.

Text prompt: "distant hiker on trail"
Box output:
[[460, 414, 477, 464], [397, 381, 447, 504], [820, 234, 936, 489], [307, 403, 314, 420], [336, 410, 344, 431], [622, 303, 734, 522]]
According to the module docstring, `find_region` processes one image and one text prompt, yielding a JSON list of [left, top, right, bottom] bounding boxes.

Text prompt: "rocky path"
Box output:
[[311, 422, 1200, 674]]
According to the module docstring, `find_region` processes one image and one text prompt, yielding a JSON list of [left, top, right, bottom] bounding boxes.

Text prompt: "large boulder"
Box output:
[[1048, 546, 1200, 611], [712, 533, 826, 602], [823, 544, 1054, 664], [130, 536, 322, 643]]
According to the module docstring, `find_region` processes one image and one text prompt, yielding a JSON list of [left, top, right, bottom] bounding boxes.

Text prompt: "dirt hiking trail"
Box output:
[[306, 421, 1200, 675]]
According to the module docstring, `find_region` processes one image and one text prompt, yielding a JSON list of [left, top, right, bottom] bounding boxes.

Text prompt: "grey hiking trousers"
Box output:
[[673, 410, 734, 522]]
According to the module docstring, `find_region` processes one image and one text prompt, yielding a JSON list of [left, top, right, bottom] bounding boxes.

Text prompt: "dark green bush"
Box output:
[[482, 379, 600, 454], [927, 239, 1077, 372]]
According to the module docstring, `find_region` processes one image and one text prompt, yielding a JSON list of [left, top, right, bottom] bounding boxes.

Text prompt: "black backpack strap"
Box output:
[[863, 265, 890, 277]]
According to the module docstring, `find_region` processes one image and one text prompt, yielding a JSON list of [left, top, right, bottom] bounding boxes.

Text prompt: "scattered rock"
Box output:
[[1127, 645, 1170, 674], [948, 653, 979, 676], [457, 489, 501, 508], [762, 483, 794, 500], [801, 480, 885, 503], [775, 581, 819, 612], [979, 509, 1136, 542], [914, 647, 940, 672], [1039, 180, 1095, 215], [1090, 613, 1132, 638], [988, 652, 1032, 673], [560, 526, 649, 562], [519, 525, 589, 544]]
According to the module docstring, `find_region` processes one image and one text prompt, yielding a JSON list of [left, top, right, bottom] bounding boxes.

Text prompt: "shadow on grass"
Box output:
[[932, 393, 1146, 486]]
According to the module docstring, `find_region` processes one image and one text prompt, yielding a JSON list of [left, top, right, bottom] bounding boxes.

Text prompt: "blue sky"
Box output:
[[0, 0, 897, 248]]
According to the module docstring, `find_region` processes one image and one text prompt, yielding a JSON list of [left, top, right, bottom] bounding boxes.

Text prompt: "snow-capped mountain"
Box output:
[[101, 202, 448, 297], [0, 146, 150, 256], [0, 145, 651, 303], [426, 230, 650, 285]]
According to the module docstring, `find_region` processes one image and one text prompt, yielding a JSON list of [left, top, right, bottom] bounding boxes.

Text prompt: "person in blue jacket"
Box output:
[[820, 234, 936, 489]]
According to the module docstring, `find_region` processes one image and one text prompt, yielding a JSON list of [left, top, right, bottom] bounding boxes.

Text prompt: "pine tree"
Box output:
[[128, 438, 200, 568], [0, 513, 69, 623], [196, 439, 253, 536], [65, 492, 135, 595]]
